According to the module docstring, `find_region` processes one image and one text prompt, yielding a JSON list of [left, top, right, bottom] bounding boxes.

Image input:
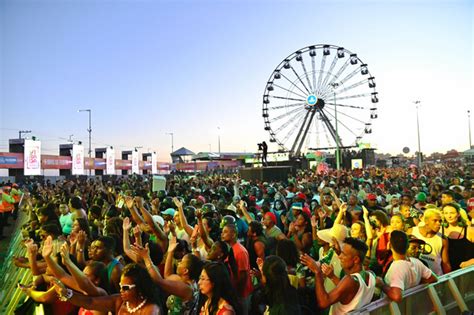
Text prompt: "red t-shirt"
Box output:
[[231, 242, 253, 298]]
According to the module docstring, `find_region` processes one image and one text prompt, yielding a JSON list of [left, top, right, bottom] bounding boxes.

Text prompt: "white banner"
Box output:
[[132, 150, 139, 174], [24, 139, 42, 175], [151, 152, 157, 174], [72, 144, 85, 175], [106, 147, 115, 175], [351, 159, 363, 170]]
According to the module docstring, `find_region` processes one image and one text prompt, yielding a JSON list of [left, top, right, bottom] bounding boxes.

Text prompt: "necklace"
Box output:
[[126, 298, 147, 313]]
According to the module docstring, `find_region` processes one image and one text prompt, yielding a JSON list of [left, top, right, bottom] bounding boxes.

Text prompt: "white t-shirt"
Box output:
[[384, 257, 432, 290]]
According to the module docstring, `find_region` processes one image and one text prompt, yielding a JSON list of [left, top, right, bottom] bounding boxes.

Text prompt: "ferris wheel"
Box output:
[[262, 44, 378, 157]]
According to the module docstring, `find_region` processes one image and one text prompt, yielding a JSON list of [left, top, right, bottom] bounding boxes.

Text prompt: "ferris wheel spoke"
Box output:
[[332, 108, 368, 124], [290, 109, 313, 154], [319, 117, 335, 148], [271, 83, 307, 99], [289, 65, 312, 95], [268, 101, 306, 110], [311, 54, 317, 94], [270, 106, 305, 123], [318, 115, 334, 147], [332, 93, 371, 101], [318, 109, 342, 147], [320, 78, 368, 99], [281, 112, 307, 143], [316, 54, 327, 94], [280, 73, 309, 96], [269, 95, 306, 102], [295, 109, 317, 156], [337, 67, 362, 86], [320, 54, 339, 92], [326, 58, 351, 88], [274, 109, 307, 134], [299, 57, 314, 92], [322, 108, 360, 138], [325, 103, 366, 110]]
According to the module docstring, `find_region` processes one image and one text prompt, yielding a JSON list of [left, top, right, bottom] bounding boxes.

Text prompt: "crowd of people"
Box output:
[[1, 163, 474, 314]]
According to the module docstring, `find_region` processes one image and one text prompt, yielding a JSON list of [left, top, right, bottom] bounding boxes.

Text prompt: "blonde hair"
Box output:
[[423, 208, 442, 222]]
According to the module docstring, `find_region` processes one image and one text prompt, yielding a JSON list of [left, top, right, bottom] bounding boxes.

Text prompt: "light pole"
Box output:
[[217, 127, 221, 154], [468, 110, 472, 149], [414, 101, 422, 168], [166, 132, 174, 154], [329, 82, 340, 170], [78, 109, 92, 175]]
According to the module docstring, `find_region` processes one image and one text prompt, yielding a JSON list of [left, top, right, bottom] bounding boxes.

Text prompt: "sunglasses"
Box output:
[[119, 284, 136, 291]]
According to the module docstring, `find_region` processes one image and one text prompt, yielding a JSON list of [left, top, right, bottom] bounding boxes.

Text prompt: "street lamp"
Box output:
[[329, 82, 340, 170], [166, 132, 174, 154], [413, 101, 422, 168], [78, 109, 92, 175], [217, 127, 221, 154], [468, 110, 472, 149]]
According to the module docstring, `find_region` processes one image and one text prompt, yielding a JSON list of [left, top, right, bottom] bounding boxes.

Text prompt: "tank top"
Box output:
[[411, 226, 444, 275], [444, 226, 474, 271], [330, 271, 375, 315], [166, 281, 199, 315]]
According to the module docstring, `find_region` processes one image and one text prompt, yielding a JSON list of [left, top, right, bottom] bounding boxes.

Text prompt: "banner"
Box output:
[[151, 152, 157, 174], [72, 144, 85, 175], [24, 139, 41, 175], [351, 159, 363, 169], [106, 147, 115, 175], [132, 150, 139, 174]]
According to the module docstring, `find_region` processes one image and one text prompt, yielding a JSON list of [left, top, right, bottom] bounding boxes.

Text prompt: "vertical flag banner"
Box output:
[[151, 152, 157, 174], [106, 147, 115, 175], [132, 150, 139, 174], [72, 144, 85, 175], [24, 139, 41, 175]]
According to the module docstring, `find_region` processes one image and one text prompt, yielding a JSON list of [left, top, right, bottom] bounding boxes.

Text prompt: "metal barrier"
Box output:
[[0, 211, 34, 314], [349, 266, 474, 314]]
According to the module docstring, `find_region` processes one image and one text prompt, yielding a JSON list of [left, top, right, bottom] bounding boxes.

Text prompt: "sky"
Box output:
[[1, 0, 473, 162]]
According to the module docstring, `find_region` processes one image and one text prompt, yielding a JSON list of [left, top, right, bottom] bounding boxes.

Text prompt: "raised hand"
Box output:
[[172, 197, 183, 209], [134, 196, 144, 209], [167, 235, 178, 253], [130, 243, 150, 261], [340, 203, 348, 213], [300, 253, 320, 274], [311, 215, 318, 228], [77, 230, 87, 247], [123, 217, 132, 231], [42, 235, 54, 258], [195, 209, 202, 220], [60, 243, 72, 264], [362, 205, 369, 218], [125, 196, 134, 209], [25, 239, 38, 258], [256, 257, 264, 272], [321, 263, 335, 279]]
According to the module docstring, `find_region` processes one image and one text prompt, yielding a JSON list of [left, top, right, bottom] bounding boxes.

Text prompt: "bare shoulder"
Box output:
[[143, 303, 161, 315]]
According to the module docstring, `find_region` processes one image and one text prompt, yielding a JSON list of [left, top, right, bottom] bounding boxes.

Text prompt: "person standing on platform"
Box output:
[[261, 141, 268, 166]]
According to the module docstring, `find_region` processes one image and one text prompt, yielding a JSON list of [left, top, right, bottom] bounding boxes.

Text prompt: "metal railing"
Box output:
[[0, 211, 34, 314], [349, 266, 474, 314]]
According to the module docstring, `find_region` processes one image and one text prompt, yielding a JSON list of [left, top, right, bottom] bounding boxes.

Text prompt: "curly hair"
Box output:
[[121, 263, 162, 306]]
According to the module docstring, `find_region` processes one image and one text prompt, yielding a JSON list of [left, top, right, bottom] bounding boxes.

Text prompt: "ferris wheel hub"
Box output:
[[306, 94, 317, 105]]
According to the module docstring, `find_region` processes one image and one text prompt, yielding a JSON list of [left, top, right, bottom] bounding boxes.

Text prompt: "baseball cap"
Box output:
[[162, 208, 176, 217], [367, 193, 377, 201], [264, 212, 277, 225]]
